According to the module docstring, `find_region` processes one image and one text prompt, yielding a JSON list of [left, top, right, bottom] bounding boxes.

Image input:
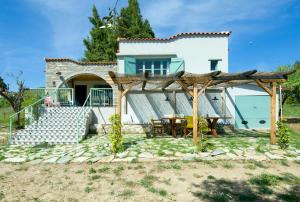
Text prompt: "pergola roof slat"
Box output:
[[108, 70, 292, 91]]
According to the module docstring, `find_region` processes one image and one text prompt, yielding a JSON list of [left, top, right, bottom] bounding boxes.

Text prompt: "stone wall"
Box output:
[[45, 58, 118, 105]]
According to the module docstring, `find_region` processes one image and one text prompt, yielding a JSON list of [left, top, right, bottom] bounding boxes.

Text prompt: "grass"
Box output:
[[84, 186, 92, 193], [90, 175, 101, 180], [157, 162, 182, 170], [140, 175, 158, 188], [98, 166, 110, 173], [124, 180, 137, 188], [148, 187, 168, 197], [117, 190, 135, 198], [207, 175, 216, 180], [75, 170, 84, 174], [113, 165, 124, 176], [248, 172, 300, 196], [289, 127, 300, 149], [280, 159, 289, 166], [283, 104, 300, 118], [88, 167, 96, 174], [0, 192, 4, 201], [139, 174, 167, 196], [195, 191, 230, 202], [249, 173, 281, 187], [244, 160, 268, 170], [222, 162, 234, 169]]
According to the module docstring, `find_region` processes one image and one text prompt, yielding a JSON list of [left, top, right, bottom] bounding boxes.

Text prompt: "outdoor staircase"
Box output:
[[10, 107, 92, 145]]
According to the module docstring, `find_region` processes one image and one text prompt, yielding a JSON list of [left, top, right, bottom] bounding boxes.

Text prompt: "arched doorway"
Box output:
[[61, 73, 113, 106]]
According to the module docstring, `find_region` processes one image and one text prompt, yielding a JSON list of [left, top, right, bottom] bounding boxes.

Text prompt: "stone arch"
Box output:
[[57, 71, 112, 89], [56, 71, 116, 106]]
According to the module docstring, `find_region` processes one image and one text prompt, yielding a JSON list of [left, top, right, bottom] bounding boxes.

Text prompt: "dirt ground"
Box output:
[[0, 160, 299, 202]]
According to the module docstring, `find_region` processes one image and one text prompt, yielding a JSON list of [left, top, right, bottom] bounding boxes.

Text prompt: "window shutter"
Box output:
[[124, 57, 136, 75], [170, 58, 184, 74]]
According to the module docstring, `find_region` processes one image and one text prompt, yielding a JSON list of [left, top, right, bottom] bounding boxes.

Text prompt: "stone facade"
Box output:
[[45, 58, 118, 105]]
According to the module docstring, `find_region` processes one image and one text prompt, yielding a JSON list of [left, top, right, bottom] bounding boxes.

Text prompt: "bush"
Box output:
[[196, 137, 214, 152], [276, 120, 290, 149], [109, 114, 123, 154], [198, 116, 209, 137]]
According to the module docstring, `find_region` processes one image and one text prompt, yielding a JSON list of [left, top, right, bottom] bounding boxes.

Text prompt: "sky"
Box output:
[[0, 0, 300, 90]]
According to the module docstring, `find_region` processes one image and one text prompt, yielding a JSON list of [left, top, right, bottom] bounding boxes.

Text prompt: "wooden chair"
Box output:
[[184, 116, 194, 138], [175, 119, 187, 137], [151, 119, 165, 136]]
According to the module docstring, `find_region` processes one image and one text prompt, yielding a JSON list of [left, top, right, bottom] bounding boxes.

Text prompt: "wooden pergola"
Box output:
[[108, 70, 293, 145]]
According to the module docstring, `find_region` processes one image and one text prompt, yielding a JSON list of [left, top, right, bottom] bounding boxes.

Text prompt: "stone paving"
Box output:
[[0, 133, 300, 164]]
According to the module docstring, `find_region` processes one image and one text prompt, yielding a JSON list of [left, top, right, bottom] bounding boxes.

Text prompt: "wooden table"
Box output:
[[206, 116, 231, 137], [161, 117, 186, 137]]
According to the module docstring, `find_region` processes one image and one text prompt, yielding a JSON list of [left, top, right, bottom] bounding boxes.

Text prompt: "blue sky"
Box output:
[[1, 0, 300, 90]]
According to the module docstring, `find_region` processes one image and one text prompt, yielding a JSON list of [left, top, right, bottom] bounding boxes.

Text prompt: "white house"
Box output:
[[44, 32, 278, 130]]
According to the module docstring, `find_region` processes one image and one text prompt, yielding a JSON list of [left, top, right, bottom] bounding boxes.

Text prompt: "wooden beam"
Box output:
[[193, 83, 198, 145], [198, 80, 213, 96], [255, 80, 272, 96], [176, 80, 193, 97], [270, 82, 277, 144], [122, 81, 142, 97], [213, 70, 257, 80], [161, 80, 176, 90]]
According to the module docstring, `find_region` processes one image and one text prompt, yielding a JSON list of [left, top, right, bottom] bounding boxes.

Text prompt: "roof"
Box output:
[[45, 58, 117, 65], [118, 31, 232, 42]]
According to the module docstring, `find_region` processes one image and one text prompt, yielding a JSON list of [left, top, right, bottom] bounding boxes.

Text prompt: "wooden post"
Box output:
[[173, 90, 176, 114], [117, 89, 122, 119], [193, 84, 198, 144], [124, 95, 127, 114], [270, 82, 277, 144]]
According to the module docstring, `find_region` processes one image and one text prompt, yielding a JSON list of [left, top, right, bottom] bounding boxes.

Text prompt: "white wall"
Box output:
[[117, 35, 229, 74]]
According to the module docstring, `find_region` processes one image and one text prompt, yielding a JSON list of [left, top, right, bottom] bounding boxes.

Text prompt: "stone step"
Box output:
[[10, 106, 92, 145]]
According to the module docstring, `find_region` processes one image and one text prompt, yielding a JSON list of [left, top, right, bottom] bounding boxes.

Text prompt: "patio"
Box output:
[[1, 131, 300, 164]]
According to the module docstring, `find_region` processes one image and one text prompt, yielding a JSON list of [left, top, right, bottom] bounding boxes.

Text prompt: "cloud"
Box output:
[[141, 0, 298, 37], [26, 0, 115, 58]]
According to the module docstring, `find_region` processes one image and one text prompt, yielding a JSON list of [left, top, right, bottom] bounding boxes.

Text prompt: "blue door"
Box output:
[[235, 95, 270, 129]]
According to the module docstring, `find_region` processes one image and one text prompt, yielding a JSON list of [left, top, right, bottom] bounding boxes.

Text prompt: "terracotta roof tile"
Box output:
[[45, 58, 117, 65], [118, 31, 231, 42]]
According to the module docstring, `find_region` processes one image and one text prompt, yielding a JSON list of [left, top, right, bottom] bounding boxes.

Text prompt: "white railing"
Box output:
[[30, 88, 74, 106], [90, 88, 113, 106], [9, 94, 49, 142]]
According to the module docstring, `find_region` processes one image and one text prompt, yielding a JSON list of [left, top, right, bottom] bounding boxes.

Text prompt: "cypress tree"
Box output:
[[83, 5, 113, 62], [117, 0, 155, 38], [83, 1, 155, 62]]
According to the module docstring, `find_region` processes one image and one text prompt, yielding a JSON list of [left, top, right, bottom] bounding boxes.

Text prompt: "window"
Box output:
[[135, 59, 170, 75], [210, 59, 221, 71]]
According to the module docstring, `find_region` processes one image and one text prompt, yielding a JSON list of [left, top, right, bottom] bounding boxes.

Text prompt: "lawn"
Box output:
[[283, 104, 300, 149], [0, 160, 299, 201], [283, 104, 300, 118]]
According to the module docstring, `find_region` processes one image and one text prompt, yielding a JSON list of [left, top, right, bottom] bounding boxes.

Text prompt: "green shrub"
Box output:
[[109, 114, 123, 154], [198, 116, 209, 137], [196, 137, 214, 152], [276, 121, 290, 149]]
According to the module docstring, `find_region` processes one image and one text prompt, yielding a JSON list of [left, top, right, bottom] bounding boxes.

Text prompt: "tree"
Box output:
[[117, 0, 155, 38], [82, 0, 155, 62], [277, 61, 300, 104], [83, 5, 115, 62], [0, 75, 26, 127]]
